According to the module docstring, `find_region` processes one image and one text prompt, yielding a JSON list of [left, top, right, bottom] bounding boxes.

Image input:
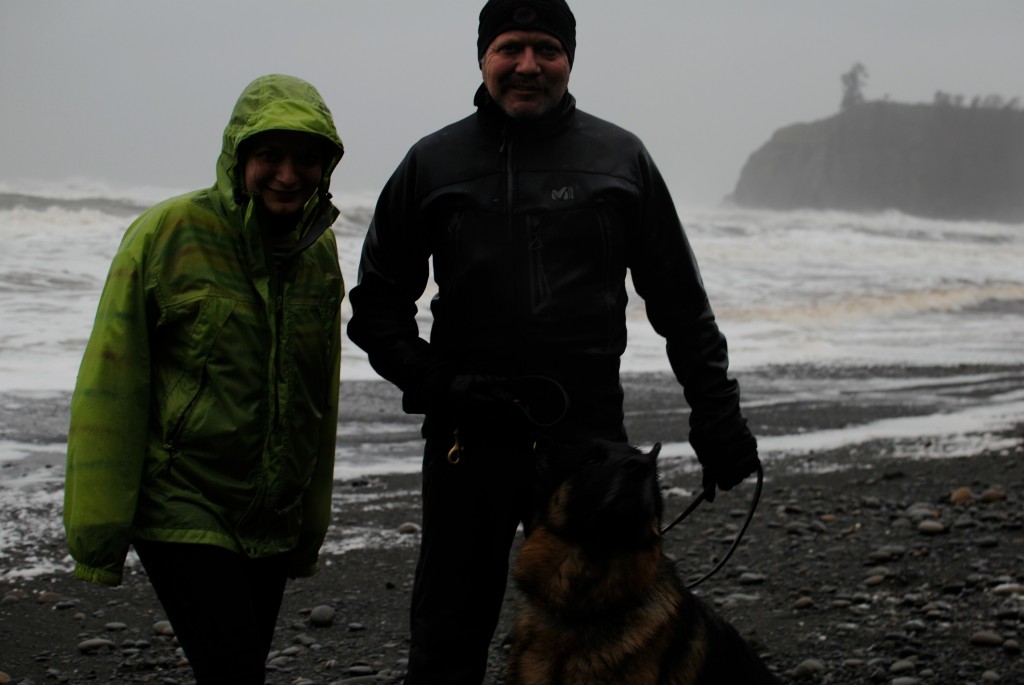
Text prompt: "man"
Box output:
[[347, 1, 759, 683], [65, 74, 345, 684]]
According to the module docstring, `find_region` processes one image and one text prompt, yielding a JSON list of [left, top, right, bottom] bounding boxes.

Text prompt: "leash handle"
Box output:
[[661, 462, 764, 590]]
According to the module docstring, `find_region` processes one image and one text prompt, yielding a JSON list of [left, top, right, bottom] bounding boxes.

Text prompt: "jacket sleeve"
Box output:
[[346, 151, 438, 399], [628, 148, 757, 464], [289, 294, 342, 578], [64, 229, 152, 586]]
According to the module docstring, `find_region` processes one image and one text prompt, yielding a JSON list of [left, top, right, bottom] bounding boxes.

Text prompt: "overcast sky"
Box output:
[[2, 0, 1022, 207]]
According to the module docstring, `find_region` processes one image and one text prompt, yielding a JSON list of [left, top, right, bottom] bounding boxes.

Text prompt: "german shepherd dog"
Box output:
[[509, 439, 779, 685]]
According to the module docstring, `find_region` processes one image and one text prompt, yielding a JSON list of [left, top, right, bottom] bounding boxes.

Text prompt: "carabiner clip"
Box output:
[[447, 429, 463, 465]]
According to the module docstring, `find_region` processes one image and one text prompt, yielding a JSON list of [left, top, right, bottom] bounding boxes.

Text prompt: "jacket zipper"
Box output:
[[501, 127, 526, 369], [165, 369, 207, 469]]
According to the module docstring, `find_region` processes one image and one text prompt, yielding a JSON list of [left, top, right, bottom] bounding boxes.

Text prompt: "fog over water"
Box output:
[[3, 1, 1023, 207]]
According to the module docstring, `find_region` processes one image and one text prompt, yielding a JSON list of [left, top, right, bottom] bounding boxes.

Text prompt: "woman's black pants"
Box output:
[[133, 539, 289, 685]]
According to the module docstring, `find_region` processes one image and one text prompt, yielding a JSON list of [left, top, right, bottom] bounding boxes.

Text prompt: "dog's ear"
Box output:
[[649, 442, 662, 461]]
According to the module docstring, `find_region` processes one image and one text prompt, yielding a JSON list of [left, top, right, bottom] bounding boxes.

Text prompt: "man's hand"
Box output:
[[699, 443, 760, 503]]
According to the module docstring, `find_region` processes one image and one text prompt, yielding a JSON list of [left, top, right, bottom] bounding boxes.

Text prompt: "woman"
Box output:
[[64, 73, 345, 684]]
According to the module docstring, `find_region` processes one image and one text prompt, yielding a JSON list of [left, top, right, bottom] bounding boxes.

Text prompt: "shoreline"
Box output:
[[1, 363, 1022, 683]]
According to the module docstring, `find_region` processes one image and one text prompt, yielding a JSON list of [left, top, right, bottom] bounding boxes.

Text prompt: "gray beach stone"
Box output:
[[890, 658, 916, 673], [309, 604, 336, 627], [738, 572, 766, 585], [790, 658, 825, 678]]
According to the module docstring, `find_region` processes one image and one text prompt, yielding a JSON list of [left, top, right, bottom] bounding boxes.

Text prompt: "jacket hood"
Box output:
[[216, 74, 344, 212]]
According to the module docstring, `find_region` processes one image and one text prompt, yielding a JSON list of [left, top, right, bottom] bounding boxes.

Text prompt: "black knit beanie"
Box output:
[[477, 0, 576, 66]]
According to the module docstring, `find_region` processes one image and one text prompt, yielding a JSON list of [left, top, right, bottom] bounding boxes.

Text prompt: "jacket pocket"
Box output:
[[161, 297, 237, 450]]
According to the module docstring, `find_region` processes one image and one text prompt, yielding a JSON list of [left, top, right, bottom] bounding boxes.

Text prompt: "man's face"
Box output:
[[243, 130, 325, 216], [481, 30, 570, 119]]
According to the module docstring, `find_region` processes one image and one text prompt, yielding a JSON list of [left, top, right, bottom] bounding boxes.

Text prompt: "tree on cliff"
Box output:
[[840, 63, 869, 111]]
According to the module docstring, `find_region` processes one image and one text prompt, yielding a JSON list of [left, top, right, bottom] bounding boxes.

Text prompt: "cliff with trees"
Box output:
[[730, 64, 1024, 223]]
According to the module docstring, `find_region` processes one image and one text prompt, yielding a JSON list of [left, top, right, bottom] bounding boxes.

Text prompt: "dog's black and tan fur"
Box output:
[[509, 439, 778, 685]]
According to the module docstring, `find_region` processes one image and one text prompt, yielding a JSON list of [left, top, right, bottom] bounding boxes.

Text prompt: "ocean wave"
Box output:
[[0, 189, 377, 237], [0, 192, 151, 217]]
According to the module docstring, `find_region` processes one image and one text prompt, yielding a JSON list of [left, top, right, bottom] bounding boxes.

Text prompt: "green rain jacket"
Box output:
[[64, 74, 345, 586]]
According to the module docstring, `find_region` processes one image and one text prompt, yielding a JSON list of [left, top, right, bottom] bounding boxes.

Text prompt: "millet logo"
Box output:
[[551, 185, 575, 201]]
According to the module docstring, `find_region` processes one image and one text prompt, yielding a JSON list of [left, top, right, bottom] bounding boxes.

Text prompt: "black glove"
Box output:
[[405, 367, 570, 428], [403, 366, 514, 422], [697, 436, 760, 503]]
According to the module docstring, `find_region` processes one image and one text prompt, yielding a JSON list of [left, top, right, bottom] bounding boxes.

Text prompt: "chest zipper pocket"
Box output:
[[528, 217, 551, 307]]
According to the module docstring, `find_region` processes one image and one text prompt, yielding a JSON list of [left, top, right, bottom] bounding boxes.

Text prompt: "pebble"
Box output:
[[738, 572, 766, 585], [890, 658, 916, 673], [790, 658, 825, 678], [891, 678, 920, 685], [981, 671, 1001, 682], [398, 522, 421, 534], [309, 604, 336, 627], [980, 487, 1006, 502], [917, 520, 946, 535], [0, 671, 10, 684], [77, 638, 117, 654], [153, 620, 175, 636], [793, 596, 814, 610], [347, 664, 376, 676], [37, 591, 63, 604], [992, 583, 1024, 594], [867, 545, 905, 562], [105, 621, 128, 631], [905, 503, 938, 520], [949, 486, 975, 504], [1003, 639, 1021, 654], [970, 630, 1004, 646]]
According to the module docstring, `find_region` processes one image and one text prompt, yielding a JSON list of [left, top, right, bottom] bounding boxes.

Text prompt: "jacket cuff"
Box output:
[[74, 562, 123, 587], [401, 362, 457, 415]]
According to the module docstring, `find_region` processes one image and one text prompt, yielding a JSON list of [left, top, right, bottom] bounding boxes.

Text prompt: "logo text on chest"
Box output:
[[551, 186, 576, 201]]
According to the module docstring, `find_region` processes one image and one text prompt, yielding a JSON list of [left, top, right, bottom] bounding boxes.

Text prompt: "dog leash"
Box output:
[[661, 462, 764, 590]]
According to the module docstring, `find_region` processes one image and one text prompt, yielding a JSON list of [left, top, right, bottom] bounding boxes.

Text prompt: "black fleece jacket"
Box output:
[[348, 86, 755, 460]]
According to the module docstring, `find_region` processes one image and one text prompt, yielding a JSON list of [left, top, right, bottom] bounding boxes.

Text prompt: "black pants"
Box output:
[[404, 433, 537, 685], [133, 539, 289, 685]]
